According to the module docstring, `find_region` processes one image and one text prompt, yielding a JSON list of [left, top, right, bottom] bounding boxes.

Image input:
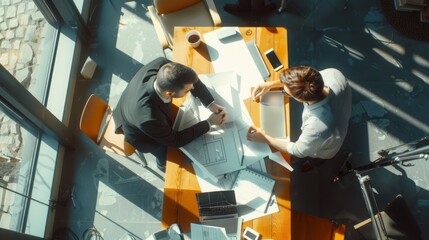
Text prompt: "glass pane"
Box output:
[[0, 187, 26, 232], [73, 0, 91, 24], [26, 198, 49, 237], [31, 135, 58, 205], [0, 108, 38, 232], [73, 0, 84, 13], [0, 0, 57, 103]]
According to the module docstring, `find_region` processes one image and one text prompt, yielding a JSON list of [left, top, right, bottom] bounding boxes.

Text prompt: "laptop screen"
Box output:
[[196, 190, 238, 221]]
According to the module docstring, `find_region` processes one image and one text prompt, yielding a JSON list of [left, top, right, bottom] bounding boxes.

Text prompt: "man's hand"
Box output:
[[208, 103, 227, 124], [252, 82, 271, 102], [246, 126, 268, 143], [208, 103, 226, 114], [207, 109, 227, 126]]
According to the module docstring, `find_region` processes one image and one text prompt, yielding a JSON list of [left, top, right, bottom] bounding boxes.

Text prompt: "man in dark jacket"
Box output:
[[113, 57, 226, 171]]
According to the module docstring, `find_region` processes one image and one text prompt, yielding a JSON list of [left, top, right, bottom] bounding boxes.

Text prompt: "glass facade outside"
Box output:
[[1, 0, 89, 237], [0, 108, 38, 233], [0, 0, 58, 237], [0, 0, 55, 231], [0, 0, 57, 103]]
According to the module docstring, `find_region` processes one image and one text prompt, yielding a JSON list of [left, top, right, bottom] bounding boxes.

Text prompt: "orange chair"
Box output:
[[79, 94, 137, 158], [148, 0, 221, 50]]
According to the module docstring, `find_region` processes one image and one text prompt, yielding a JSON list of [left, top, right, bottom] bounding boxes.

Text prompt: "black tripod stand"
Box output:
[[334, 137, 429, 182]]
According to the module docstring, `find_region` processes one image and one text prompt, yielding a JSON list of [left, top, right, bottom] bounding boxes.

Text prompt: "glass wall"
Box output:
[[0, 0, 90, 238], [0, 1, 57, 236], [0, 108, 39, 233], [0, 0, 57, 103]]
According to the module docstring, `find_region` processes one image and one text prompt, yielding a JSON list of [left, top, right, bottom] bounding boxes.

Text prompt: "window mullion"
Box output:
[[0, 66, 75, 150]]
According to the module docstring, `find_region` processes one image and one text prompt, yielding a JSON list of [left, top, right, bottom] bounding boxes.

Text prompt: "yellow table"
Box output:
[[161, 26, 345, 240]]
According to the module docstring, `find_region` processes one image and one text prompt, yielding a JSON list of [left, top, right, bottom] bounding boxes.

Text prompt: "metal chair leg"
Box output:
[[135, 150, 148, 167], [278, 0, 287, 13]]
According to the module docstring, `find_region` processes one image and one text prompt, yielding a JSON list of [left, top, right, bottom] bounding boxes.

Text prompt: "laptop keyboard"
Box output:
[[200, 205, 237, 217]]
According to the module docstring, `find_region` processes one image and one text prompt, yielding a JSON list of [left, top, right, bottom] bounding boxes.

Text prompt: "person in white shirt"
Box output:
[[247, 67, 352, 172]]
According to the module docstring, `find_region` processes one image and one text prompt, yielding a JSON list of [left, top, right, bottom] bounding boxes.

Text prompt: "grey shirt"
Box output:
[[286, 68, 352, 159]]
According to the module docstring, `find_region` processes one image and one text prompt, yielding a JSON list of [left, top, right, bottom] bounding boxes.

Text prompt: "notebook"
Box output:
[[260, 91, 287, 139], [232, 168, 275, 213]]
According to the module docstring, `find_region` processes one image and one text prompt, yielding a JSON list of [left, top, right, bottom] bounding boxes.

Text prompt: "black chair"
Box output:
[[354, 194, 422, 240]]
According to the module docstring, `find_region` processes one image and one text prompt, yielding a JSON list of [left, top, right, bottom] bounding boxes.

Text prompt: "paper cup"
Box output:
[[185, 30, 201, 48]]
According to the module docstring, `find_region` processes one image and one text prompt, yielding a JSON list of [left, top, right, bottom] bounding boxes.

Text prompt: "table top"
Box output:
[[162, 26, 291, 239], [161, 26, 346, 240]]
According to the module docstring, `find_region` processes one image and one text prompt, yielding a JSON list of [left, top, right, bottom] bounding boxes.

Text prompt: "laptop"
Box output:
[[196, 190, 238, 221], [260, 91, 287, 139], [195, 190, 242, 239], [246, 40, 270, 80]]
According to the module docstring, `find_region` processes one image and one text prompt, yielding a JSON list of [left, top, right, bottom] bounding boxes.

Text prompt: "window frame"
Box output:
[[0, 0, 92, 237]]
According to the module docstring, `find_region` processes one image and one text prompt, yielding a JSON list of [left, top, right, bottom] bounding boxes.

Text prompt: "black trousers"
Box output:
[[293, 156, 326, 168], [135, 143, 167, 167], [238, 0, 267, 10]]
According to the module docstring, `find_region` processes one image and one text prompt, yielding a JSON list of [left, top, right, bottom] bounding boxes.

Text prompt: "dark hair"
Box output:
[[279, 66, 324, 102], [156, 62, 198, 92]]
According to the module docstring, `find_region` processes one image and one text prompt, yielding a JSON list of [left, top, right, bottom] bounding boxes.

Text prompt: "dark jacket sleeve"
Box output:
[[191, 79, 215, 107], [140, 113, 210, 148]]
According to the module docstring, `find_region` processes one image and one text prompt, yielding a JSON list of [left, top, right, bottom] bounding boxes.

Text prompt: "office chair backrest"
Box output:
[[80, 94, 108, 143], [80, 94, 136, 157], [383, 194, 422, 239], [354, 194, 422, 240], [154, 0, 201, 14]]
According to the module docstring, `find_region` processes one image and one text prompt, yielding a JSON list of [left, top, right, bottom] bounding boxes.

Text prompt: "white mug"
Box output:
[[185, 30, 201, 48]]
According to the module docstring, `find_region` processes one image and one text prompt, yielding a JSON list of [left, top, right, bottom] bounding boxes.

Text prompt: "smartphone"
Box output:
[[243, 227, 261, 240], [264, 48, 283, 71]]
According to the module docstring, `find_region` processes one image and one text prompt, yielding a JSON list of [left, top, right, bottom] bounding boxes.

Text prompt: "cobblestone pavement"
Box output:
[[0, 0, 46, 159]]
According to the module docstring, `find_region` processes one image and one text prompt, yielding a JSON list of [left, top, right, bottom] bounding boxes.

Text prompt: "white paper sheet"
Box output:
[[260, 91, 287, 139], [204, 27, 265, 100], [200, 72, 273, 167], [191, 223, 229, 240], [268, 151, 294, 172]]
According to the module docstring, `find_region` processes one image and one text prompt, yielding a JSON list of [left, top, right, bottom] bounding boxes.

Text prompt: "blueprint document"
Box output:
[[199, 72, 273, 167], [174, 72, 278, 182], [173, 72, 246, 181]]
